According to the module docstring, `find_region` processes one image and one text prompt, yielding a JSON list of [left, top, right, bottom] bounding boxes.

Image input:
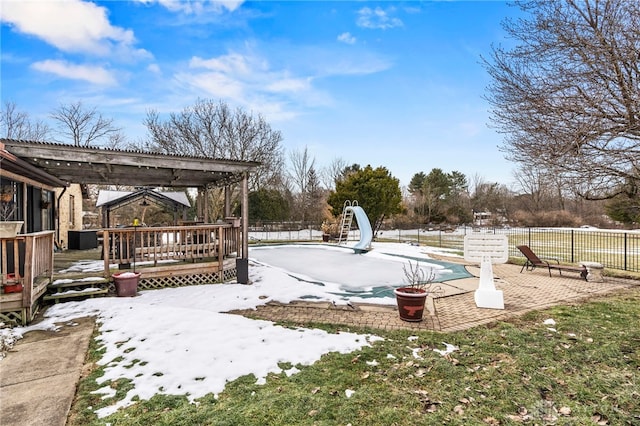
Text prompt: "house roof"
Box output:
[[96, 189, 191, 208], [1, 139, 260, 188]]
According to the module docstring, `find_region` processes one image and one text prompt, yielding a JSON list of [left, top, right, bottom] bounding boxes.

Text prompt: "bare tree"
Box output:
[[50, 101, 121, 146], [512, 165, 555, 213], [0, 101, 50, 141], [288, 147, 315, 195], [143, 99, 284, 191], [470, 173, 513, 223], [321, 157, 348, 190], [105, 131, 129, 150], [288, 146, 327, 223], [483, 0, 640, 200]]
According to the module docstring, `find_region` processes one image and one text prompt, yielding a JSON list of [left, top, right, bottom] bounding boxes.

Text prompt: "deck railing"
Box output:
[[101, 223, 241, 275], [1, 231, 55, 324]]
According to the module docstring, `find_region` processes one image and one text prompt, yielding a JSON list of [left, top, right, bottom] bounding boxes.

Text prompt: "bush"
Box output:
[[512, 210, 580, 227]]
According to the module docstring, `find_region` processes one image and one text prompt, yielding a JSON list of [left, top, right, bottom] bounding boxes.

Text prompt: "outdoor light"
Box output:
[[132, 217, 141, 273]]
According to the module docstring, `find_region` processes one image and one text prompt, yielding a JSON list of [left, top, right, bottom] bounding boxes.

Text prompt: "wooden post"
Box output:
[[241, 172, 249, 260], [236, 172, 250, 284], [102, 230, 111, 278], [203, 187, 209, 223], [224, 185, 231, 218], [21, 237, 33, 324], [217, 227, 224, 282]]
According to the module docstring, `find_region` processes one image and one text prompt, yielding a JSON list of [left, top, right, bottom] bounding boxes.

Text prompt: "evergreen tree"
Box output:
[[248, 188, 290, 222], [327, 165, 402, 231]]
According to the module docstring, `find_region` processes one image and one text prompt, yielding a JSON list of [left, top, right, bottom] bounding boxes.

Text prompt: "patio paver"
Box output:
[[229, 262, 639, 332]]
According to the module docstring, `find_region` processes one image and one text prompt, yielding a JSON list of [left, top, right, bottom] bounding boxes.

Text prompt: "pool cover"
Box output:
[[249, 244, 473, 300]]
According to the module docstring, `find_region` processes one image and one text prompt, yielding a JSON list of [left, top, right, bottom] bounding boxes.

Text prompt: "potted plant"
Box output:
[[1, 273, 23, 293], [394, 261, 443, 322], [321, 221, 331, 242], [321, 221, 339, 242], [0, 185, 13, 203], [112, 271, 141, 297], [0, 184, 23, 238]]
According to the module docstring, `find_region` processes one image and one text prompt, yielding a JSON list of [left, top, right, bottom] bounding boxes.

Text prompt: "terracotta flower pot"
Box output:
[[2, 273, 22, 293], [112, 272, 140, 297], [3, 283, 23, 293], [394, 287, 428, 322]]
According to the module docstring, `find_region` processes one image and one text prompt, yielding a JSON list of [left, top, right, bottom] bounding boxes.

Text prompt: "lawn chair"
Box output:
[[516, 245, 587, 280]]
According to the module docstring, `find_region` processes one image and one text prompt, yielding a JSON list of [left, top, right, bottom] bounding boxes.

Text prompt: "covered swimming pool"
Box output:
[[248, 243, 472, 300]]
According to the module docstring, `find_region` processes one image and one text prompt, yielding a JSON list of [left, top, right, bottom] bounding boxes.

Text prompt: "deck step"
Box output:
[[45, 277, 111, 303], [43, 288, 110, 303]]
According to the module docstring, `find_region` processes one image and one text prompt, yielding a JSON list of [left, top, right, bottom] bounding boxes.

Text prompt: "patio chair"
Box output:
[[516, 245, 587, 280]]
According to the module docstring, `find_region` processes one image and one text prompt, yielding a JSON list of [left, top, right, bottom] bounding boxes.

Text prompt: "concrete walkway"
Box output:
[[0, 261, 637, 426], [0, 317, 95, 426]]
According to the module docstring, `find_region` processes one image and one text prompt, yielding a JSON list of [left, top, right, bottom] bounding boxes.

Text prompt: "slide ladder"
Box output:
[[338, 200, 356, 244], [338, 200, 373, 253]]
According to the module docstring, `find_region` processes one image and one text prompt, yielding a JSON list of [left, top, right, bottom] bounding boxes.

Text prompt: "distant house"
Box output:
[[473, 211, 492, 226]]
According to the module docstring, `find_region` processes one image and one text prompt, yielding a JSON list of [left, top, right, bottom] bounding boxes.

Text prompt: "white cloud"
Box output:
[[337, 32, 357, 44], [169, 52, 310, 122], [320, 54, 392, 76], [0, 0, 141, 57], [190, 53, 254, 76], [357, 6, 403, 30], [31, 60, 117, 86], [136, 0, 244, 14], [174, 70, 245, 100], [184, 52, 314, 106], [176, 46, 386, 122], [147, 63, 161, 74], [266, 77, 311, 93]]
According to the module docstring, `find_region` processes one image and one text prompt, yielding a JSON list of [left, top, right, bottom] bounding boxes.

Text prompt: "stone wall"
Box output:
[[55, 183, 83, 249]]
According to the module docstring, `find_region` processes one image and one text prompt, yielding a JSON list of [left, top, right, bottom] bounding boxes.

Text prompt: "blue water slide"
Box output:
[[347, 205, 373, 253]]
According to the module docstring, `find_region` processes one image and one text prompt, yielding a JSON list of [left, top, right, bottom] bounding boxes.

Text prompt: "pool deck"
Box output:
[[230, 258, 640, 332]]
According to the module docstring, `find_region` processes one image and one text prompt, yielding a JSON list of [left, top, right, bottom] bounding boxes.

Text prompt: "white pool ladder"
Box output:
[[338, 200, 358, 244]]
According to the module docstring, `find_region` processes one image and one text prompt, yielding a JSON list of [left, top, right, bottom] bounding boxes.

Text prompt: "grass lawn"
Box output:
[[68, 287, 640, 426]]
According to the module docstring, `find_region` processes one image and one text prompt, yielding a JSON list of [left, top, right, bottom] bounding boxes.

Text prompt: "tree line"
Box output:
[[0, 98, 626, 229]]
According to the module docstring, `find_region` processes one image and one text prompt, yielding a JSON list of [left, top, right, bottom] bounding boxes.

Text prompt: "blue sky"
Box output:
[[1, 0, 522, 189]]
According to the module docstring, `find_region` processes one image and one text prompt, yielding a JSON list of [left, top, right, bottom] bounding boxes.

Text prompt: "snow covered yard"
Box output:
[[1, 242, 458, 417]]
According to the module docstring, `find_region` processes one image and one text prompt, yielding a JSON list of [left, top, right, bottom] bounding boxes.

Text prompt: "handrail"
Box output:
[[101, 224, 240, 276], [22, 231, 55, 307], [1, 231, 54, 280], [1, 231, 55, 323]]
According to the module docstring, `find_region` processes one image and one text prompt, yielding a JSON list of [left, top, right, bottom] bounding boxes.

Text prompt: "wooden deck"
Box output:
[[1, 223, 242, 325]]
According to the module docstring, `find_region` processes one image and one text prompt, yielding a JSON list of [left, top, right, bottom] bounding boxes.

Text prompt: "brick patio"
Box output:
[[229, 261, 639, 332]]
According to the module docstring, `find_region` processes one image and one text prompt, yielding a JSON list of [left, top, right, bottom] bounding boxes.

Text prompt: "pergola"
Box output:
[[2, 140, 259, 187], [2, 139, 260, 283]]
